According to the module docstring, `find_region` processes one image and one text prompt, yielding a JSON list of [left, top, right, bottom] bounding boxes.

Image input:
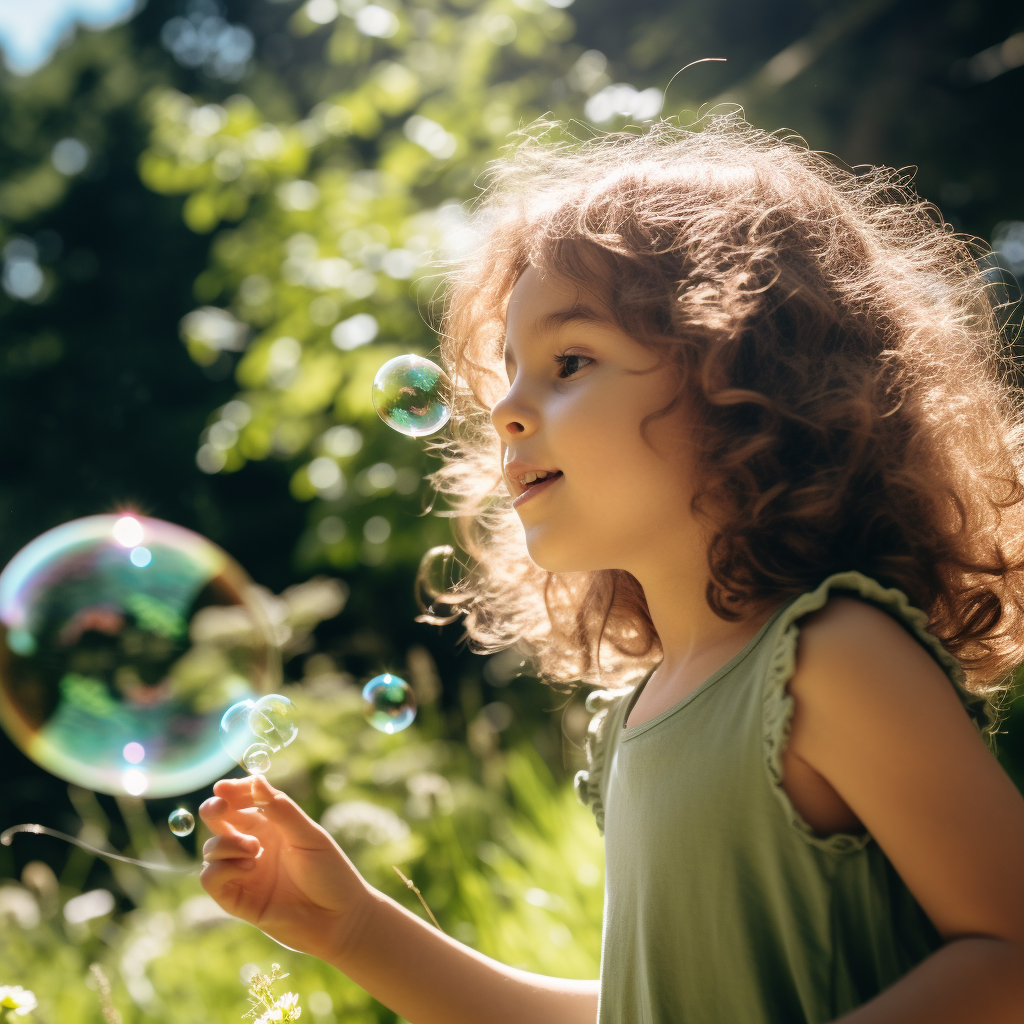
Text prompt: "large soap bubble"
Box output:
[[0, 514, 279, 798], [372, 354, 452, 437]]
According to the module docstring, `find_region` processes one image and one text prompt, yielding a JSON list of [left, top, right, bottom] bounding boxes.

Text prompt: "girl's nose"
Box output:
[[490, 383, 536, 441]]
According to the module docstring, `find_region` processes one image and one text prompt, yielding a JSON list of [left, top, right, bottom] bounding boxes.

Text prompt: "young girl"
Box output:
[[198, 113, 1024, 1023]]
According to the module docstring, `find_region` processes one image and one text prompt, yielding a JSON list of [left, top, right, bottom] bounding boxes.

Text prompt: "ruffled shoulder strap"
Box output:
[[762, 569, 990, 853], [574, 684, 639, 834]]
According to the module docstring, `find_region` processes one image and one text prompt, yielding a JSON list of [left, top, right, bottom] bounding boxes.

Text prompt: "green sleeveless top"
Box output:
[[574, 571, 989, 1024]]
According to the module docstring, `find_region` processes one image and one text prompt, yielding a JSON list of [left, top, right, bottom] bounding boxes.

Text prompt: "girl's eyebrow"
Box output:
[[504, 303, 611, 366], [539, 303, 611, 332]]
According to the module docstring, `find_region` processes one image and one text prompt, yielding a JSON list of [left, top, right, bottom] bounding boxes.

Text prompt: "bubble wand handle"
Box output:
[[0, 823, 196, 874]]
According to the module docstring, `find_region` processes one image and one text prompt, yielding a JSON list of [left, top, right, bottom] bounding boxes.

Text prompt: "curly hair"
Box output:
[[420, 112, 1024, 711]]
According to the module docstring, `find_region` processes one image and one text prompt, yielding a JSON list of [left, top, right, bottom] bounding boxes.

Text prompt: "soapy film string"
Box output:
[[6, 827, 446, 929], [1, 823, 196, 874]]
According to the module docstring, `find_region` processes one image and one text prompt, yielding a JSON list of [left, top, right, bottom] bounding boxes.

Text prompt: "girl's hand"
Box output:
[[201, 775, 599, 1024], [198, 775, 374, 962]]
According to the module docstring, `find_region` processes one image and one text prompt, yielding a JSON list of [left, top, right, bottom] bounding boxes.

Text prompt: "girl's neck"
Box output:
[[632, 545, 777, 682]]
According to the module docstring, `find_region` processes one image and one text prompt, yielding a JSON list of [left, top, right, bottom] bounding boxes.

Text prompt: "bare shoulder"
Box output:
[[784, 593, 980, 795], [788, 594, 960, 713], [797, 593, 927, 657]]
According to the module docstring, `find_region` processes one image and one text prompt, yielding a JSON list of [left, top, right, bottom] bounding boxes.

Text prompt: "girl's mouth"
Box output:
[[512, 471, 563, 509]]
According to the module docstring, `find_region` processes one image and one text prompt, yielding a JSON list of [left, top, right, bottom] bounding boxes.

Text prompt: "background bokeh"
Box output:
[[1, 0, 1023, 1021]]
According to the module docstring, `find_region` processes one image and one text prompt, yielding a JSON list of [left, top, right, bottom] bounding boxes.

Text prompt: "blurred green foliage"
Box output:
[[138, 0, 586, 575]]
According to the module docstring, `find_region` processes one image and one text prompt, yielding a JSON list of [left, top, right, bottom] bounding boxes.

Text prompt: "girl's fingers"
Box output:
[[211, 777, 314, 827], [199, 796, 243, 837], [213, 777, 260, 809], [199, 859, 257, 900], [250, 775, 329, 845], [200, 797, 267, 838], [203, 833, 261, 862], [204, 777, 328, 852]]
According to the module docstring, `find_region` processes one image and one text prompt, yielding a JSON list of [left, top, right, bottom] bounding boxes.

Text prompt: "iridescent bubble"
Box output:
[[243, 742, 272, 775], [362, 673, 417, 734], [0, 514, 279, 798], [221, 693, 298, 764], [248, 694, 297, 752], [168, 808, 195, 837], [220, 698, 256, 762], [371, 355, 452, 437]]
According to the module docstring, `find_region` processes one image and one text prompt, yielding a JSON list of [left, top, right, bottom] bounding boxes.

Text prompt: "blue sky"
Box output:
[[0, 0, 138, 75]]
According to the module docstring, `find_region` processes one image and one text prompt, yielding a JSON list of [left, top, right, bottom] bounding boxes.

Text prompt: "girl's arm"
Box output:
[[788, 597, 1024, 1023], [199, 775, 599, 1024], [326, 882, 599, 1024]]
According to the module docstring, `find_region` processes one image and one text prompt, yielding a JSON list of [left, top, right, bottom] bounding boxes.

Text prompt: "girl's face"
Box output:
[[492, 266, 702, 575]]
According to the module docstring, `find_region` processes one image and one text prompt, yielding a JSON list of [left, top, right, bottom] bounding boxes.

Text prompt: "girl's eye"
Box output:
[[555, 353, 593, 378]]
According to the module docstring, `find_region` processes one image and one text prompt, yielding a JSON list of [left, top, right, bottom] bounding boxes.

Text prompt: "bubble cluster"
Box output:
[[0, 514, 279, 798], [168, 808, 195, 837], [362, 674, 417, 734], [220, 692, 298, 775], [372, 355, 452, 437]]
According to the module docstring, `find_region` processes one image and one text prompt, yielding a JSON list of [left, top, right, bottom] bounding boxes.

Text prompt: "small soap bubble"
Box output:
[[372, 355, 452, 437], [362, 673, 417, 734], [0, 514, 278, 798], [243, 742, 272, 775], [248, 694, 298, 752], [168, 808, 195, 837]]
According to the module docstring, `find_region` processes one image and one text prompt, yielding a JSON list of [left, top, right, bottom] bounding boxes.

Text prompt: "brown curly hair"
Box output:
[[420, 112, 1024, 710]]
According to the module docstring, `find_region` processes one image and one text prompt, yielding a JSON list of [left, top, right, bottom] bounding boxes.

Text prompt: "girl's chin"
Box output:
[[523, 533, 611, 575]]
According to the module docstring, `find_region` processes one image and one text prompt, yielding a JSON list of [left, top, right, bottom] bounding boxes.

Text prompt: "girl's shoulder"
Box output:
[[765, 570, 990, 807], [783, 585, 990, 751], [768, 570, 988, 734]]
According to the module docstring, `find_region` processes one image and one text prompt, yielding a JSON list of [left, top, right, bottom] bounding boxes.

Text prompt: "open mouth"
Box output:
[[512, 470, 563, 508]]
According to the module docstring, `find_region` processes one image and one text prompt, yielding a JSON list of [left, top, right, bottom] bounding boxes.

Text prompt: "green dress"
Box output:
[[574, 571, 989, 1024]]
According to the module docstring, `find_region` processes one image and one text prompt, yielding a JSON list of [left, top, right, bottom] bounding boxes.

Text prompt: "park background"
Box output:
[[1, 0, 1023, 1020]]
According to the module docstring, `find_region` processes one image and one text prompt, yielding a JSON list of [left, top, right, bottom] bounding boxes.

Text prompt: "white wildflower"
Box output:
[[0, 986, 37, 1015], [276, 993, 301, 1017]]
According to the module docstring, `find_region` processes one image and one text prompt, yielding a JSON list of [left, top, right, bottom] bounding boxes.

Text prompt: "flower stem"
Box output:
[[392, 865, 443, 932]]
